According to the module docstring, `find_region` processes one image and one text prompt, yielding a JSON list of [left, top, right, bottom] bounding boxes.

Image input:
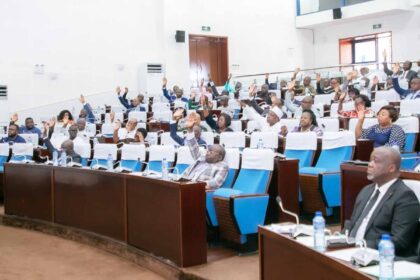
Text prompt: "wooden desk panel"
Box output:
[[54, 168, 126, 241], [3, 164, 53, 221], [126, 176, 206, 267], [259, 227, 372, 280], [340, 163, 420, 228]]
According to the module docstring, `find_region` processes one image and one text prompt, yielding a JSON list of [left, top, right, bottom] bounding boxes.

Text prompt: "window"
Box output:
[[339, 32, 392, 69]]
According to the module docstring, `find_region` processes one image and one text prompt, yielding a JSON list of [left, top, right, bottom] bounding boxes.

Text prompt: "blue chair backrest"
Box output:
[[404, 133, 417, 153], [220, 168, 238, 189], [401, 152, 418, 171], [285, 149, 314, 168], [81, 158, 88, 167], [174, 163, 189, 174], [232, 169, 271, 195], [0, 155, 7, 172], [148, 160, 174, 172], [120, 159, 142, 172], [10, 155, 32, 162], [315, 146, 353, 172]]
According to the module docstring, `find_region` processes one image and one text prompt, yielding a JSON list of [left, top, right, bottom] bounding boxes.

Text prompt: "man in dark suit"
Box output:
[[344, 147, 420, 257], [383, 50, 418, 89]]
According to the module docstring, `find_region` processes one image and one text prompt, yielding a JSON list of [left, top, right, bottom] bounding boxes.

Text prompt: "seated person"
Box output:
[[53, 110, 74, 137], [344, 147, 419, 257], [316, 74, 337, 95], [43, 136, 82, 164], [296, 76, 316, 96], [112, 118, 138, 143], [391, 64, 420, 100], [0, 124, 26, 144], [75, 118, 94, 141], [338, 92, 374, 118], [280, 109, 323, 137], [217, 95, 234, 117], [285, 80, 322, 119], [355, 105, 405, 150], [243, 93, 283, 133], [170, 109, 207, 146], [162, 77, 188, 104], [78, 94, 96, 124], [116, 86, 146, 112], [135, 127, 148, 143], [9, 113, 41, 137], [182, 117, 228, 190], [203, 108, 233, 133]]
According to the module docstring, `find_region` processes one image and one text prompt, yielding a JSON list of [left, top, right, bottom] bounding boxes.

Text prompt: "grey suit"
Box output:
[[344, 178, 420, 257]]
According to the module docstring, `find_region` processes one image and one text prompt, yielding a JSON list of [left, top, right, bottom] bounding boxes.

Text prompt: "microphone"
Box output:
[[276, 196, 300, 225]]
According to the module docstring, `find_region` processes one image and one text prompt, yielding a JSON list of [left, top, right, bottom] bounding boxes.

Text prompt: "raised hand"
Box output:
[[124, 87, 128, 94], [356, 105, 365, 121], [248, 84, 257, 97], [116, 86, 121, 94], [382, 49, 387, 61], [392, 63, 400, 75], [287, 80, 296, 91], [208, 73, 212, 81], [280, 125, 288, 136], [110, 111, 115, 123], [200, 78, 204, 87], [228, 73, 232, 81], [316, 73, 321, 83], [185, 114, 195, 129], [346, 71, 353, 81], [294, 67, 301, 74], [356, 103, 365, 113], [113, 121, 121, 131], [79, 94, 85, 104], [162, 77, 167, 86], [173, 108, 184, 121], [265, 73, 269, 80], [338, 92, 347, 102], [372, 76, 379, 85], [10, 113, 18, 123]]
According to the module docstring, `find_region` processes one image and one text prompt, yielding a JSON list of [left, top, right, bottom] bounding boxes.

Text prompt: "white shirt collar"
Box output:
[[374, 178, 398, 194]]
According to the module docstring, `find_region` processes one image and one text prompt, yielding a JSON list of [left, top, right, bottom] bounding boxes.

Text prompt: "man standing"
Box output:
[[344, 147, 420, 257]]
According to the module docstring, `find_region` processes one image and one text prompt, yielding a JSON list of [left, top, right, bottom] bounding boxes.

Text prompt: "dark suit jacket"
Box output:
[[344, 178, 420, 257], [43, 137, 82, 164], [383, 63, 418, 84]]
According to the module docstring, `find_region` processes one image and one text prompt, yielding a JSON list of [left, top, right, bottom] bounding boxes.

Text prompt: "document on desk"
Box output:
[[359, 261, 420, 279]]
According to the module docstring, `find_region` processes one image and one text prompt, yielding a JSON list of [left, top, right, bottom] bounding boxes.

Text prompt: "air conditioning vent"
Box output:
[[0, 85, 7, 97], [147, 64, 163, 74]]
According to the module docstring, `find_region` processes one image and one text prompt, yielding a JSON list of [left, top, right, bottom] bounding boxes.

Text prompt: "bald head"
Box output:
[[301, 96, 313, 110], [367, 147, 401, 185], [61, 140, 74, 154], [77, 118, 86, 131], [205, 144, 225, 164]]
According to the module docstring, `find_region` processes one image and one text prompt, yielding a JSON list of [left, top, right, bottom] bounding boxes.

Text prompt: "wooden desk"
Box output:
[[340, 163, 420, 228], [3, 163, 206, 267], [259, 227, 373, 280], [266, 159, 300, 223]]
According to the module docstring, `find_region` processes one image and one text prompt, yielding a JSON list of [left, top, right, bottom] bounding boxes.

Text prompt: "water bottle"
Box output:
[[53, 150, 58, 166], [379, 234, 394, 280], [107, 153, 113, 171], [313, 211, 326, 252], [161, 157, 168, 180], [257, 138, 264, 149], [60, 151, 67, 167], [93, 137, 99, 147]]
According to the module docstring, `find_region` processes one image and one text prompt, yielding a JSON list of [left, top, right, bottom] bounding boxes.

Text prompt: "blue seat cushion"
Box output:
[[299, 167, 328, 175], [213, 188, 244, 198]]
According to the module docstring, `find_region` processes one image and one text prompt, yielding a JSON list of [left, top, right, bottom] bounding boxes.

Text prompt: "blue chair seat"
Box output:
[[120, 160, 142, 172], [299, 167, 328, 175], [214, 188, 244, 198]]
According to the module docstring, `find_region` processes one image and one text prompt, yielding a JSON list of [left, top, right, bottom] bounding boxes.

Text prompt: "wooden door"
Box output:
[[189, 35, 228, 87]]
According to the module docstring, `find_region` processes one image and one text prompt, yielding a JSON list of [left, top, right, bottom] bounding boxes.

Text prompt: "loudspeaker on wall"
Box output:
[[175, 30, 185, 43]]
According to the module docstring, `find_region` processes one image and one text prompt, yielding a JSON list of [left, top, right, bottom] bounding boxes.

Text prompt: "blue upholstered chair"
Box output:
[[206, 148, 240, 227], [299, 131, 355, 216], [147, 144, 175, 172], [213, 148, 274, 245], [0, 143, 10, 172], [284, 132, 318, 169], [10, 143, 34, 162], [91, 143, 118, 169], [395, 117, 419, 153], [117, 144, 146, 172], [74, 143, 92, 167]]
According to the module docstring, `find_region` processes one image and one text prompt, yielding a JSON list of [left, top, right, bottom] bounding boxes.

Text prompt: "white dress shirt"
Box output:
[[117, 128, 136, 140], [355, 178, 398, 241]]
